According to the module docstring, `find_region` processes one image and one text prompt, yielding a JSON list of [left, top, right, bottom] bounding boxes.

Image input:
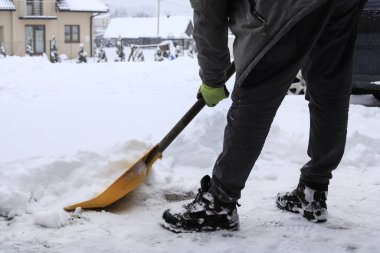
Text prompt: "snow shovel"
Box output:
[[64, 63, 236, 211]]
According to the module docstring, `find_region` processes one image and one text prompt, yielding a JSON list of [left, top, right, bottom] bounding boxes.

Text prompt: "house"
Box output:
[[103, 16, 193, 49], [0, 0, 108, 59], [93, 12, 110, 35], [92, 12, 110, 47]]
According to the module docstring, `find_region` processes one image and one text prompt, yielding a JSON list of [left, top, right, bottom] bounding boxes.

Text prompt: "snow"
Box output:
[[371, 81, 380, 85], [0, 55, 380, 252], [0, 0, 15, 10], [104, 16, 192, 39], [33, 210, 69, 228], [57, 0, 108, 13]]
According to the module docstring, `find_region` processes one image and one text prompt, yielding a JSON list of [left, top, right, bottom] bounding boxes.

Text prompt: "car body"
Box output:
[[352, 0, 380, 100]]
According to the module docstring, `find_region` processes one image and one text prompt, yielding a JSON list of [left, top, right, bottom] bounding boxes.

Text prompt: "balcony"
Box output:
[[18, 0, 57, 19]]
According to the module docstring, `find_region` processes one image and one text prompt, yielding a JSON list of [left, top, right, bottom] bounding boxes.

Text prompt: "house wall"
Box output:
[[11, 16, 59, 56], [1, 0, 94, 59], [56, 12, 93, 59], [0, 11, 13, 53], [10, 0, 56, 56]]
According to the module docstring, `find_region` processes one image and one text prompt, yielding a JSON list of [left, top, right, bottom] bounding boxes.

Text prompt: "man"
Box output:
[[162, 0, 367, 232]]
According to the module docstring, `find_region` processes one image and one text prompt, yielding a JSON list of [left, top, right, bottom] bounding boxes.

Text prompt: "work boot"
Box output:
[[162, 175, 239, 233], [276, 182, 328, 223]]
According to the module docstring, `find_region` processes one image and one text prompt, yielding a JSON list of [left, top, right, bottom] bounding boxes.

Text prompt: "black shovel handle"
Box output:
[[146, 63, 236, 164]]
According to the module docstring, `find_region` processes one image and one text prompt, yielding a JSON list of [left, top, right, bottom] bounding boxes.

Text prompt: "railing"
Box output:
[[17, 0, 57, 18]]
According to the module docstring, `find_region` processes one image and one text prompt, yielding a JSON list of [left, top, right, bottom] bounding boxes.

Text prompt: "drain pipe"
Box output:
[[90, 12, 102, 57]]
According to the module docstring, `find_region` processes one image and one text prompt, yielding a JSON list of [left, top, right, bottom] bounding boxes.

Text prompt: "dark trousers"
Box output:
[[209, 0, 367, 203]]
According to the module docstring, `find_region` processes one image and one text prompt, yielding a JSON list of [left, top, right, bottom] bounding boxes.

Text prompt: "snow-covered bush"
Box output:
[[0, 42, 6, 58], [115, 37, 125, 62], [26, 37, 34, 56], [76, 43, 87, 63], [135, 48, 145, 62], [50, 36, 60, 63], [97, 44, 108, 63], [154, 47, 164, 61]]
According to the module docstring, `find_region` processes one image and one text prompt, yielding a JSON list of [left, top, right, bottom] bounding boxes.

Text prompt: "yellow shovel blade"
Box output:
[[64, 146, 162, 211]]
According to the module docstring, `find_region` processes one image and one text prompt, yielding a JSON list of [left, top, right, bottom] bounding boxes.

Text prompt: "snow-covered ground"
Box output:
[[0, 56, 379, 253]]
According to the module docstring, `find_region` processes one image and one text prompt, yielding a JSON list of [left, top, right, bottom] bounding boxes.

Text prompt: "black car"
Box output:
[[352, 0, 380, 100], [289, 0, 380, 100]]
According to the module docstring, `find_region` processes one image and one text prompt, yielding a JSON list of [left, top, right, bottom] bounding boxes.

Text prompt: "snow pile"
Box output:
[[0, 56, 380, 252], [0, 185, 28, 218], [34, 210, 69, 228], [0, 139, 152, 217]]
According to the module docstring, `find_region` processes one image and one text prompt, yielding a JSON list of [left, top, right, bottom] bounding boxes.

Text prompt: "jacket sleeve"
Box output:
[[190, 0, 231, 88]]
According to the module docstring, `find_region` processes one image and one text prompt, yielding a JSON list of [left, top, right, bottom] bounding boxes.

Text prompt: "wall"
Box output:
[[11, 17, 59, 56], [0, 11, 13, 53], [10, 0, 58, 56], [56, 12, 92, 59]]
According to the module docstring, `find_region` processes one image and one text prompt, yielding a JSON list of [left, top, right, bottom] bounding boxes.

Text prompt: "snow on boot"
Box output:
[[276, 182, 328, 223], [162, 175, 239, 233]]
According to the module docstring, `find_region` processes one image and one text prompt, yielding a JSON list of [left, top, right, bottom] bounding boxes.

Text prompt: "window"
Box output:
[[26, 0, 42, 16], [65, 25, 80, 43], [25, 25, 45, 54]]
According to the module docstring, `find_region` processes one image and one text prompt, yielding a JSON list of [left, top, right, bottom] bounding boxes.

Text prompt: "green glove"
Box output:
[[198, 83, 230, 107]]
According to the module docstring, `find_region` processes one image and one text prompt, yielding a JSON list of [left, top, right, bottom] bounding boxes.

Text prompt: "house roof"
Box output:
[[104, 16, 193, 39], [57, 0, 108, 13], [0, 0, 16, 11]]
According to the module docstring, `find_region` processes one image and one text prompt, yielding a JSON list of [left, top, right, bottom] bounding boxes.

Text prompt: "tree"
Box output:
[[111, 7, 128, 18]]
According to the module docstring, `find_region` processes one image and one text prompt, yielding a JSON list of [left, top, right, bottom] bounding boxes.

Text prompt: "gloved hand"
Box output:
[[197, 83, 230, 107]]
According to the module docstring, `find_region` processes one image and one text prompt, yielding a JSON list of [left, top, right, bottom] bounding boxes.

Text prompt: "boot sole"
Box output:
[[160, 221, 239, 233], [276, 202, 327, 223]]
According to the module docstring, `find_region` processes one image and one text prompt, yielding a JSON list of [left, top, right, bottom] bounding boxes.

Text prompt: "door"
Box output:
[[25, 25, 45, 54]]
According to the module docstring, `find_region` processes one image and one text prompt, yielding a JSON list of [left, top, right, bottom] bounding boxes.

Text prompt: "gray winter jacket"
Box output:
[[191, 0, 329, 87]]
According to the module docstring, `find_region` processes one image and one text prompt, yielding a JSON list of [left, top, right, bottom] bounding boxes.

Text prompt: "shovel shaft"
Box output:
[[157, 97, 206, 154], [145, 63, 236, 164]]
